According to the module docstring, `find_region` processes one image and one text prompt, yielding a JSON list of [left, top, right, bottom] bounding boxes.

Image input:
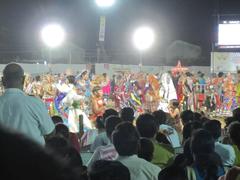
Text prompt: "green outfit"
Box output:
[[233, 145, 240, 167], [151, 139, 175, 168]]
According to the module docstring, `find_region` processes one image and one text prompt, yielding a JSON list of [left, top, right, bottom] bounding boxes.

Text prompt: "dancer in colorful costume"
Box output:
[[145, 74, 160, 112], [236, 70, 240, 107], [90, 86, 105, 121], [222, 73, 237, 113], [42, 74, 57, 116], [158, 72, 177, 112], [62, 75, 92, 151]]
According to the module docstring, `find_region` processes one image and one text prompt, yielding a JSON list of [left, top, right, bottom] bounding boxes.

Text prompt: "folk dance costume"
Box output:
[[144, 75, 160, 113], [236, 70, 240, 107], [61, 83, 92, 131], [222, 74, 237, 113], [90, 86, 105, 121], [42, 82, 57, 116], [158, 73, 177, 113], [62, 83, 92, 152]]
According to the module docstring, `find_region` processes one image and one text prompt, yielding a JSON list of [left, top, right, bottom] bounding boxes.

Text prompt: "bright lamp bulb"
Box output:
[[41, 24, 65, 48], [95, 0, 115, 7], [133, 26, 154, 51]]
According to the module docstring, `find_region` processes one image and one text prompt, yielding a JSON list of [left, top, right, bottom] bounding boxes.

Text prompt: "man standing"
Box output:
[[0, 63, 55, 145]]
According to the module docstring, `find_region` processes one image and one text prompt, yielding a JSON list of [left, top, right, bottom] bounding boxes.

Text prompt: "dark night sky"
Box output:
[[0, 0, 240, 65]]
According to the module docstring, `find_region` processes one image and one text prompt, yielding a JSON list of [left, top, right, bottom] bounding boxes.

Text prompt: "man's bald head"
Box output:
[[2, 63, 25, 89]]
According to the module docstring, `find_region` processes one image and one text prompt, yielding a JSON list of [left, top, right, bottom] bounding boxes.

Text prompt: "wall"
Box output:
[[0, 63, 211, 76]]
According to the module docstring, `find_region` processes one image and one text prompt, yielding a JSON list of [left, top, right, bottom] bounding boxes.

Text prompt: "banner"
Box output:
[[99, 16, 106, 42], [211, 52, 240, 73]]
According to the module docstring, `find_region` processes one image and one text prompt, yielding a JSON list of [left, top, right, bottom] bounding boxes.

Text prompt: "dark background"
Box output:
[[0, 0, 240, 65]]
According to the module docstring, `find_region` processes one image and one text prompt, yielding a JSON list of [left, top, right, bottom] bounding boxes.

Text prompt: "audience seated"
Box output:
[[153, 110, 181, 148], [174, 138, 193, 168], [90, 116, 109, 152], [182, 121, 202, 143], [156, 132, 171, 146], [180, 110, 194, 126], [87, 116, 122, 171], [89, 160, 130, 180], [0, 125, 81, 180], [90, 109, 118, 152], [120, 107, 135, 123], [232, 108, 240, 122], [52, 115, 64, 125], [138, 137, 154, 162], [55, 123, 70, 139], [46, 136, 87, 179], [229, 122, 240, 167], [187, 129, 225, 180], [203, 120, 236, 168], [219, 166, 240, 180], [158, 165, 188, 180], [112, 122, 161, 180], [136, 113, 174, 168]]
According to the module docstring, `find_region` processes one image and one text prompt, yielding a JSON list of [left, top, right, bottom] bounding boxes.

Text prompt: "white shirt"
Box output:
[[90, 132, 110, 152], [159, 124, 181, 148], [118, 155, 161, 180], [87, 144, 118, 171], [0, 88, 55, 145], [61, 84, 91, 132], [215, 142, 236, 167]]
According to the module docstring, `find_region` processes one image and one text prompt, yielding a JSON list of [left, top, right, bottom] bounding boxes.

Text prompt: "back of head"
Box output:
[[46, 136, 83, 169], [105, 116, 122, 138], [138, 138, 154, 162], [96, 116, 105, 130], [224, 117, 236, 128], [229, 122, 240, 146], [183, 121, 202, 141], [233, 108, 240, 122], [120, 107, 135, 123], [67, 75, 75, 84], [2, 63, 24, 89], [193, 112, 202, 123], [45, 136, 70, 158], [52, 116, 64, 125], [103, 109, 119, 123], [180, 110, 194, 125], [191, 129, 215, 156], [203, 120, 221, 140], [156, 132, 171, 145], [55, 124, 69, 139], [112, 122, 139, 156], [191, 130, 222, 179], [89, 160, 130, 180], [0, 126, 79, 180], [158, 165, 187, 180], [153, 110, 167, 126], [67, 147, 83, 168], [136, 113, 158, 138]]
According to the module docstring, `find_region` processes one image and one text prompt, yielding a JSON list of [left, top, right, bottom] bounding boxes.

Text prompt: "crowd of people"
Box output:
[[1, 63, 240, 180]]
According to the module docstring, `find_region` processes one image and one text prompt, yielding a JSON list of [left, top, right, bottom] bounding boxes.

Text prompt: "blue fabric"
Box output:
[[193, 166, 225, 180]]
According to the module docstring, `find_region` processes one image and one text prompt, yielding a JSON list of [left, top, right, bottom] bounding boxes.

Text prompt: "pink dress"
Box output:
[[102, 80, 111, 95]]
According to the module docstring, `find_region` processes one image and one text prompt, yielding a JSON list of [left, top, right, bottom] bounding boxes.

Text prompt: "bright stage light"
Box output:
[[41, 24, 65, 48], [95, 0, 115, 7], [133, 26, 154, 51]]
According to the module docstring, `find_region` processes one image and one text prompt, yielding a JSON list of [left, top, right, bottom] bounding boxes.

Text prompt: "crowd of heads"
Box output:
[[2, 63, 240, 180]]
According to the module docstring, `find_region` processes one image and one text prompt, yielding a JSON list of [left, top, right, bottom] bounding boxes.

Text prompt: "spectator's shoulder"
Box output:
[[27, 95, 44, 105]]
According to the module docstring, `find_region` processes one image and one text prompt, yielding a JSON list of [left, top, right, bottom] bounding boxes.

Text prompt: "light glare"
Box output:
[[41, 24, 65, 48], [95, 0, 115, 7], [133, 26, 154, 51]]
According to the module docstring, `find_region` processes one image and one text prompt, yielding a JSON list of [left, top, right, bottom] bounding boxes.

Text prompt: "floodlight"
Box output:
[[41, 24, 65, 48], [133, 26, 154, 51]]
